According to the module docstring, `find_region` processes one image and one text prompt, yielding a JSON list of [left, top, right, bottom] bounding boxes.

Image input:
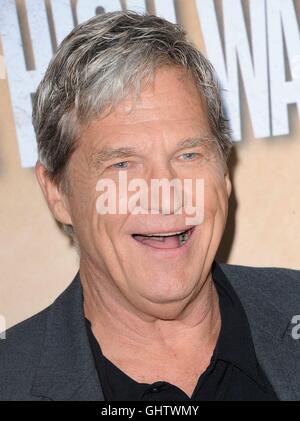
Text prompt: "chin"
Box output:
[[134, 270, 199, 305]]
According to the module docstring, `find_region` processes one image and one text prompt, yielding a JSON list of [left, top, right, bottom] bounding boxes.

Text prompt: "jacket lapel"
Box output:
[[31, 273, 104, 401], [243, 304, 299, 400], [223, 267, 300, 401]]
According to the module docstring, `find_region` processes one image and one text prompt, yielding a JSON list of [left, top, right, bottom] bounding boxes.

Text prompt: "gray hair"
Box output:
[[32, 11, 232, 238]]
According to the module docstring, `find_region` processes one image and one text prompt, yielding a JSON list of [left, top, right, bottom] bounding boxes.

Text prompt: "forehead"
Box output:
[[80, 66, 211, 152]]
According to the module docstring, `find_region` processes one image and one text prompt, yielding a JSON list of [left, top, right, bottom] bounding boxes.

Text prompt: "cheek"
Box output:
[[203, 177, 229, 224], [96, 215, 122, 242], [68, 185, 102, 241]]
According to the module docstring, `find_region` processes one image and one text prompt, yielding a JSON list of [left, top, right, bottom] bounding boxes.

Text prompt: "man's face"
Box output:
[[65, 66, 231, 316]]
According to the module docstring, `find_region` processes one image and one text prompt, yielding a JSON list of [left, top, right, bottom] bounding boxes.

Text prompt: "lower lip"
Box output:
[[132, 227, 196, 258]]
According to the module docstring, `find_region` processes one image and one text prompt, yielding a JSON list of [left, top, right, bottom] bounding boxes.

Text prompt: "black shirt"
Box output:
[[85, 262, 278, 401]]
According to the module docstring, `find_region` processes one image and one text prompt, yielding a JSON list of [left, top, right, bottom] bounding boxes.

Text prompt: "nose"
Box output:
[[144, 162, 183, 215]]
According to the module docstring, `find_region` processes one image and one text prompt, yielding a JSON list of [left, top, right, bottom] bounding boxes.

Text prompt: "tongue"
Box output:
[[134, 235, 180, 249]]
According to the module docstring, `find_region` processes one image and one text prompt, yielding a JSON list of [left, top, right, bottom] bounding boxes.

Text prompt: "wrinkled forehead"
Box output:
[[83, 66, 210, 132], [76, 67, 212, 154]]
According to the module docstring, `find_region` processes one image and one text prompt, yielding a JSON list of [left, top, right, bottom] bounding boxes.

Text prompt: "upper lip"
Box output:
[[132, 227, 195, 237]]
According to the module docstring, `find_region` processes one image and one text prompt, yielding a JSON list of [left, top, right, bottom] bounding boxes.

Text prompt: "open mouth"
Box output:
[[132, 227, 195, 249]]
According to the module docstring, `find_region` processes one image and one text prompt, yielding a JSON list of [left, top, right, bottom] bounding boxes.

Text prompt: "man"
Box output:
[[0, 11, 299, 401]]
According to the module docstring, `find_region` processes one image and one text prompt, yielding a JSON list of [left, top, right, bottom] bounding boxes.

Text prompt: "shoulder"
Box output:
[[218, 263, 300, 314], [0, 305, 50, 400], [219, 262, 300, 287], [0, 274, 80, 400], [218, 264, 300, 401]]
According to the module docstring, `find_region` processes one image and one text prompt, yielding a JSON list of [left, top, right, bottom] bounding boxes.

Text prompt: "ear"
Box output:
[[35, 162, 72, 226], [224, 169, 232, 199]]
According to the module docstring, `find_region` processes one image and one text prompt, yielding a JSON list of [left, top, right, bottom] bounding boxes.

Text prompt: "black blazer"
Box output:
[[0, 263, 300, 401]]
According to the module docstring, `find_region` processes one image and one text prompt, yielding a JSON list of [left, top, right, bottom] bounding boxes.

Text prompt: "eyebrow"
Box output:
[[91, 134, 214, 167], [176, 135, 215, 149], [91, 147, 139, 166]]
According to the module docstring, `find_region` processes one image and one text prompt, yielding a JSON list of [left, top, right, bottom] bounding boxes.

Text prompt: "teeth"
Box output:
[[144, 231, 186, 237], [179, 232, 189, 246], [133, 228, 193, 246], [150, 236, 165, 242]]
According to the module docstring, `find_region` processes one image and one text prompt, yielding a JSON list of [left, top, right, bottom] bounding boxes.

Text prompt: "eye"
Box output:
[[111, 161, 129, 169], [180, 152, 201, 161]]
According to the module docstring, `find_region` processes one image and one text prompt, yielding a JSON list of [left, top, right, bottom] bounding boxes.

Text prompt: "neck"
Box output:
[[80, 260, 221, 354]]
